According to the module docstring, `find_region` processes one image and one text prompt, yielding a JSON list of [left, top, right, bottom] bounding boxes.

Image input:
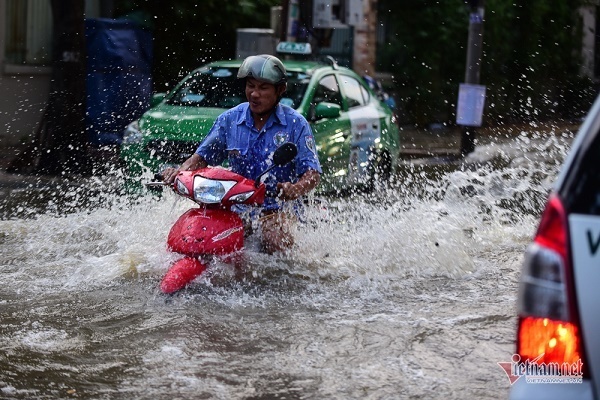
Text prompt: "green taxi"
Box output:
[[120, 55, 400, 193]]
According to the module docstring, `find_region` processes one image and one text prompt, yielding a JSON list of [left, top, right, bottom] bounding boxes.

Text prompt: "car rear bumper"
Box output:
[[509, 378, 594, 399]]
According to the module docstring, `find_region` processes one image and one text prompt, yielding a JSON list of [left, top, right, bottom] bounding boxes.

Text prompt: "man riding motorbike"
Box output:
[[163, 54, 321, 254]]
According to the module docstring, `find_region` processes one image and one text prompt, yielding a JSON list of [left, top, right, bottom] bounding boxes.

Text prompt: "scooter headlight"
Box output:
[[229, 191, 255, 203], [176, 179, 189, 196], [193, 177, 236, 204]]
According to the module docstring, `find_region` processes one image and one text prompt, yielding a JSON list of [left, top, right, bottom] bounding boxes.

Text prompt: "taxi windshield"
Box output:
[[166, 66, 309, 109]]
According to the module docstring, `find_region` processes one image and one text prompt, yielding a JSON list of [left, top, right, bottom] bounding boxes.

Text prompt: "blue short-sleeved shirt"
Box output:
[[196, 102, 321, 211]]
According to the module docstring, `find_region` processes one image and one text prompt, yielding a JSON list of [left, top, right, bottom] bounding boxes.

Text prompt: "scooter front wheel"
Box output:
[[160, 257, 208, 294]]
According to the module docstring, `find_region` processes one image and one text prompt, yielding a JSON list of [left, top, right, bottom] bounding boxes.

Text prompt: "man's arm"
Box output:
[[276, 169, 320, 200]]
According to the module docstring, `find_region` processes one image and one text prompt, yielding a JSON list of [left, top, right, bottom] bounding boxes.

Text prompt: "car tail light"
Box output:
[[516, 194, 587, 374], [518, 317, 581, 365]]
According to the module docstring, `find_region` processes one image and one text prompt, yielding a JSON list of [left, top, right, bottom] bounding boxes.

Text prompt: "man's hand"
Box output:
[[162, 154, 207, 184], [276, 182, 302, 200], [276, 169, 320, 200], [162, 167, 180, 184]]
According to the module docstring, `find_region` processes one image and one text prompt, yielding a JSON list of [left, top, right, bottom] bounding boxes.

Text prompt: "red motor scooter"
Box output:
[[147, 143, 297, 294]]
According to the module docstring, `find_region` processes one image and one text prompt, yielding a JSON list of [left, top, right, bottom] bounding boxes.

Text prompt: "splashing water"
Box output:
[[0, 127, 575, 399]]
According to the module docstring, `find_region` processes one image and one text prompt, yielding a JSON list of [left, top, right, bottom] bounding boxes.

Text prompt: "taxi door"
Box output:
[[308, 74, 353, 190], [337, 73, 384, 185]]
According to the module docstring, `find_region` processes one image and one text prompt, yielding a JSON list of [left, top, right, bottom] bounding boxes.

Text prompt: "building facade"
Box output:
[[0, 0, 105, 149], [1, 1, 599, 153]]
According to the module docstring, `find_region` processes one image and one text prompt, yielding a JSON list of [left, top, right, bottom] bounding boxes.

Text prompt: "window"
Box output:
[[167, 67, 245, 108], [339, 75, 367, 108], [564, 132, 600, 216], [4, 0, 53, 66], [312, 75, 343, 107], [360, 84, 370, 104]]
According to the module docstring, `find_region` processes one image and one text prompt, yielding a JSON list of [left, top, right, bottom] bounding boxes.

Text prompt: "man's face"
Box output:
[[245, 78, 285, 117]]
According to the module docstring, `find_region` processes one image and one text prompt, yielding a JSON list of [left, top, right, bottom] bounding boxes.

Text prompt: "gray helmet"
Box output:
[[237, 55, 287, 85]]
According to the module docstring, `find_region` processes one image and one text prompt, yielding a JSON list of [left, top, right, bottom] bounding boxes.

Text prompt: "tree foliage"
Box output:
[[378, 0, 469, 125], [482, 0, 594, 123], [378, 0, 597, 125], [114, 0, 280, 90], [115, 0, 597, 125]]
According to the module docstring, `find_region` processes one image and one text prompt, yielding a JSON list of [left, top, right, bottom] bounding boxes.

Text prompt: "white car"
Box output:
[[509, 96, 600, 398]]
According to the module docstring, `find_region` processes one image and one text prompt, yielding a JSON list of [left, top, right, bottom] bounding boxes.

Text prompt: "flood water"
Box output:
[[0, 125, 576, 399]]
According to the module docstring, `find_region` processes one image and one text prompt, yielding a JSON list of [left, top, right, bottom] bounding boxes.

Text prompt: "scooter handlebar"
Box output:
[[144, 173, 169, 191]]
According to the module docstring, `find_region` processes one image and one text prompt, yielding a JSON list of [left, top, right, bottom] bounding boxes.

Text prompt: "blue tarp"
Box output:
[[85, 18, 153, 145]]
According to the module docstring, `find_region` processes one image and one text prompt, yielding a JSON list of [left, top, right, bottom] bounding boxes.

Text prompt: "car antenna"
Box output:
[[325, 55, 338, 70]]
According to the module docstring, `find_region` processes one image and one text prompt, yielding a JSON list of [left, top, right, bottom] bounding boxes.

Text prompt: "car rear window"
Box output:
[[166, 67, 245, 108], [561, 130, 600, 215], [166, 67, 309, 110]]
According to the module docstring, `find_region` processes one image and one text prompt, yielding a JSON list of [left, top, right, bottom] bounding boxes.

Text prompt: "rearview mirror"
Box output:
[[255, 143, 298, 187], [273, 142, 298, 166], [314, 102, 341, 120]]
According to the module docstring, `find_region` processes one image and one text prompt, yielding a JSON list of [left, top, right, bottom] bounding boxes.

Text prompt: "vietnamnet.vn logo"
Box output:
[[498, 354, 583, 385]]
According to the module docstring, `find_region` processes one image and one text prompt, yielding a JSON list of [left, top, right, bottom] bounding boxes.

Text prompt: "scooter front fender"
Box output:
[[167, 208, 244, 256], [160, 257, 208, 294]]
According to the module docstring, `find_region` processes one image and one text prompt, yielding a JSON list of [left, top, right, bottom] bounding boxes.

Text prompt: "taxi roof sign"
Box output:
[[276, 42, 312, 55]]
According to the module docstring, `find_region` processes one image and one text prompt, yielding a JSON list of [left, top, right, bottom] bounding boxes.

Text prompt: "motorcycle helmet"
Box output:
[[237, 55, 287, 85]]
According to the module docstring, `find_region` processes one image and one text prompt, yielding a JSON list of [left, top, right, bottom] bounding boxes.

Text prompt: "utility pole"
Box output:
[[282, 0, 300, 42], [352, 0, 377, 76], [280, 0, 289, 42], [458, 0, 485, 157]]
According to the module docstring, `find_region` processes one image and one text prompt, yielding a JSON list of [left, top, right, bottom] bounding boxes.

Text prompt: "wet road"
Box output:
[[0, 122, 578, 399]]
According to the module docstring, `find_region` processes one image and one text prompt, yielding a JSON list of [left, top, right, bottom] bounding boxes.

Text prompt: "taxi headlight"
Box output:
[[193, 177, 236, 203], [123, 120, 143, 144]]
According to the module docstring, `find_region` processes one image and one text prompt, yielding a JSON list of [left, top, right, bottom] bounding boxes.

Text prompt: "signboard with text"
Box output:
[[276, 41, 312, 55], [456, 83, 486, 127]]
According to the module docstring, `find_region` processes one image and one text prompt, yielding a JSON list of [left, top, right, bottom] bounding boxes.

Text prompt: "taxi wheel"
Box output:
[[374, 150, 392, 180], [367, 150, 392, 190]]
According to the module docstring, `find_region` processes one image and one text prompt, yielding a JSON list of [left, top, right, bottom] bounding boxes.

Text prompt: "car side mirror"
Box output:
[[314, 102, 341, 120], [150, 93, 166, 108]]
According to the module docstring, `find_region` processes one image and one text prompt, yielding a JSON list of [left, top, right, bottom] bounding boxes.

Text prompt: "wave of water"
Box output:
[[0, 127, 575, 399]]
